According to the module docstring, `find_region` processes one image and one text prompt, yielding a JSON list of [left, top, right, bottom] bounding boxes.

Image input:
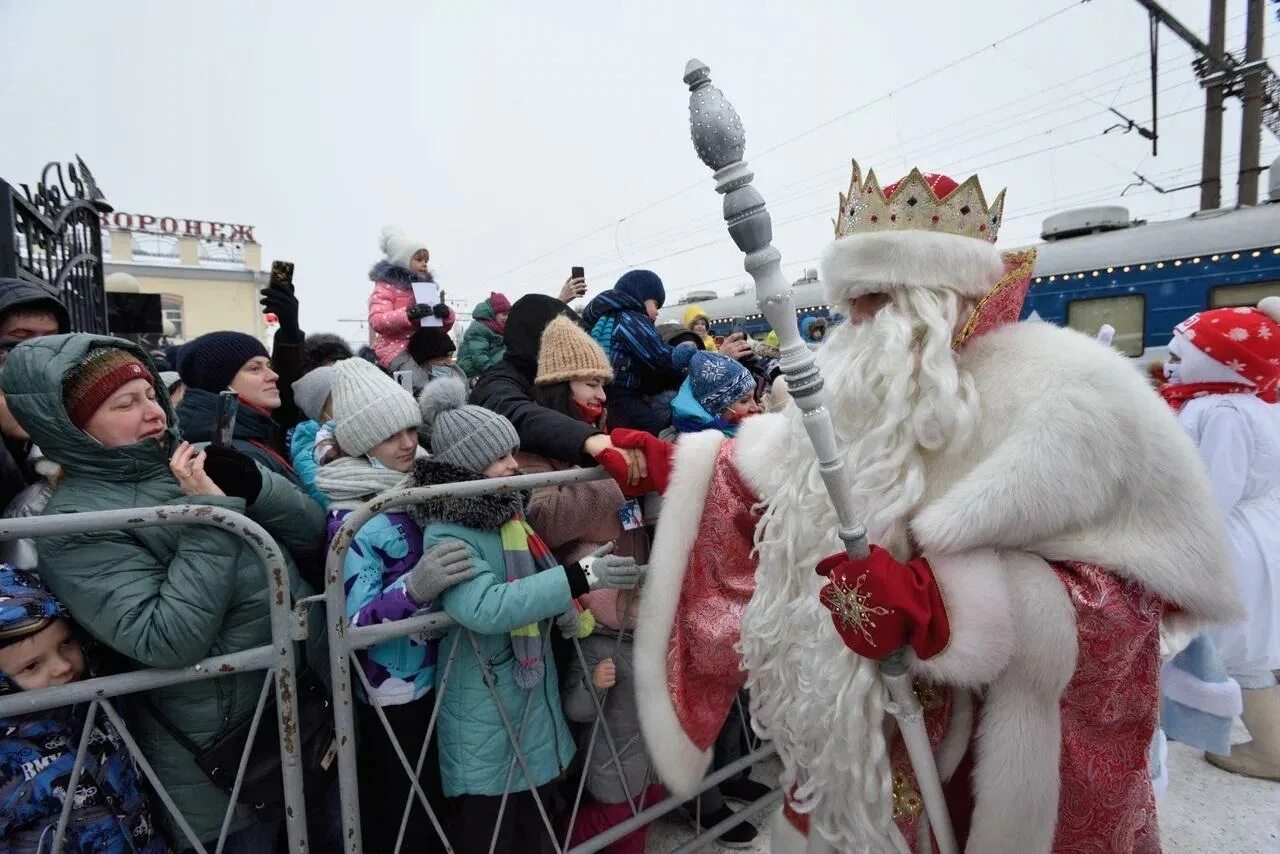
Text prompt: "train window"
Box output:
[[1066, 295, 1145, 357], [1209, 282, 1280, 308]]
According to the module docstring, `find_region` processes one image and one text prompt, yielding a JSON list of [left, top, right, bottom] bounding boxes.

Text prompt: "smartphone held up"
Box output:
[[213, 390, 240, 449], [269, 260, 295, 293]]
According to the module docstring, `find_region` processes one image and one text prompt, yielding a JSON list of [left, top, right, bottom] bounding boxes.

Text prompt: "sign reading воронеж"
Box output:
[[102, 212, 256, 243]]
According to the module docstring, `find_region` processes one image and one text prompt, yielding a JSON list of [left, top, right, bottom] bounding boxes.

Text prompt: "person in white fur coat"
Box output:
[[591, 162, 1243, 853], [1160, 297, 1280, 782]]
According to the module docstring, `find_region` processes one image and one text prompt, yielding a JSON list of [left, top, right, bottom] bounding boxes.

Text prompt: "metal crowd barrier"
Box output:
[[0, 505, 310, 854], [325, 467, 780, 854]]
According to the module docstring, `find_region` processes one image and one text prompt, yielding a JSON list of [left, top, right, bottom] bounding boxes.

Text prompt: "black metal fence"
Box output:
[[0, 156, 111, 334]]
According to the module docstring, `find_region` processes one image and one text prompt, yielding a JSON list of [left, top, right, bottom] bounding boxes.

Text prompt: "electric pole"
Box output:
[[1137, 0, 1278, 208], [1201, 0, 1227, 210], [1238, 0, 1266, 205]]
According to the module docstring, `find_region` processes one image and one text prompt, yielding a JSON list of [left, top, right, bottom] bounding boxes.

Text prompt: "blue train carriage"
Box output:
[[1022, 200, 1280, 362], [657, 184, 1279, 353], [658, 270, 835, 339]]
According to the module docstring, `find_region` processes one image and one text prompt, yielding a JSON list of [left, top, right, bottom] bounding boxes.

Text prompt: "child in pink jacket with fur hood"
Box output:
[[368, 225, 456, 372]]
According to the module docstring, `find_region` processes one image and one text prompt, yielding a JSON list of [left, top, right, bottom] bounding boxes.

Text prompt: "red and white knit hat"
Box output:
[[1171, 297, 1280, 393]]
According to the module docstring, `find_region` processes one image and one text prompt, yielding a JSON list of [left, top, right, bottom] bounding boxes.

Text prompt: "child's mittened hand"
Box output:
[[585, 542, 645, 590], [593, 658, 616, 689], [405, 541, 475, 604]]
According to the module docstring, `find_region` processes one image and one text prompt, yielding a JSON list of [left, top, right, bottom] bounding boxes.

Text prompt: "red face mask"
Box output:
[[573, 399, 605, 424]]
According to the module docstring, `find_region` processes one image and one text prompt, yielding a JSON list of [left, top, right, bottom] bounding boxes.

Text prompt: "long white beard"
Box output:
[[738, 288, 978, 851]]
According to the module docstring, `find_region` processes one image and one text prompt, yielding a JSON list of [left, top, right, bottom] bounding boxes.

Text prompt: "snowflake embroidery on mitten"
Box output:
[[824, 572, 892, 647]]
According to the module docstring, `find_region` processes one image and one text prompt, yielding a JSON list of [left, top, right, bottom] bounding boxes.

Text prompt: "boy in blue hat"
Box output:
[[0, 565, 168, 852], [668, 345, 762, 437]]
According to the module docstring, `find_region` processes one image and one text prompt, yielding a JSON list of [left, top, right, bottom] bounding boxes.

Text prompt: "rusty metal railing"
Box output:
[[0, 505, 310, 853], [324, 467, 779, 853]]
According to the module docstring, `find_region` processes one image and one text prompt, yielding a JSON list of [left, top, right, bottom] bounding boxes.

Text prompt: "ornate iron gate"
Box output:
[[0, 156, 111, 333]]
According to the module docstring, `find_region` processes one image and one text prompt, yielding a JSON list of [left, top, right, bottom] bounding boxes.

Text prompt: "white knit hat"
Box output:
[[332, 358, 421, 457], [380, 225, 428, 269]]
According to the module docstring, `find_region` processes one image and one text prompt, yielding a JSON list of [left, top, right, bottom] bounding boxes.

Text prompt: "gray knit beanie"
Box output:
[[158, 371, 182, 392], [331, 358, 421, 457], [293, 365, 336, 423], [418, 377, 519, 472]]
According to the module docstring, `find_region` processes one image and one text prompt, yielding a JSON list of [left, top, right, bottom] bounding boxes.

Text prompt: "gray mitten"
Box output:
[[583, 542, 645, 590], [404, 541, 475, 604]]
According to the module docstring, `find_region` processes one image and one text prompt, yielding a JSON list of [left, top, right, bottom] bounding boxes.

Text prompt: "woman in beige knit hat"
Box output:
[[517, 316, 649, 566]]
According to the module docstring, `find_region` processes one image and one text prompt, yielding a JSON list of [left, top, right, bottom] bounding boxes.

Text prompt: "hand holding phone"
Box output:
[[559, 270, 587, 304], [262, 260, 300, 336]]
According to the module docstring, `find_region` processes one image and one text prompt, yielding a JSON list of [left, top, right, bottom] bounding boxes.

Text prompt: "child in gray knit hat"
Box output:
[[417, 376, 521, 475], [408, 377, 645, 848], [289, 364, 336, 507], [313, 359, 476, 852]]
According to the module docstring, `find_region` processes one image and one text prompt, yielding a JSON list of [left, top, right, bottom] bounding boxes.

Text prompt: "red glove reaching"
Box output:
[[596, 429, 676, 496], [816, 546, 950, 661]]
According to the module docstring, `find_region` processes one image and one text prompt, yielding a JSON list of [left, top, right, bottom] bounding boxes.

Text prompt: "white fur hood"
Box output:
[[737, 320, 1241, 624]]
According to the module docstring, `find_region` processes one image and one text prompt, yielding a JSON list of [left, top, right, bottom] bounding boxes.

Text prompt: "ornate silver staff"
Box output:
[[682, 59, 958, 854]]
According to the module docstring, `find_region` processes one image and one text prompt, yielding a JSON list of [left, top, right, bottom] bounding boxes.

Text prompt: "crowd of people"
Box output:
[[0, 187, 1276, 854], [0, 221, 787, 853]]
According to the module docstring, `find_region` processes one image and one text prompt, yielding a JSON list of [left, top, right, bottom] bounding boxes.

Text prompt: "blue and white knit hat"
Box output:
[[672, 344, 755, 415]]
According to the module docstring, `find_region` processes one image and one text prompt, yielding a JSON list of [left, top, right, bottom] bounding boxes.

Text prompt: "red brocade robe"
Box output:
[[650, 439, 1165, 852]]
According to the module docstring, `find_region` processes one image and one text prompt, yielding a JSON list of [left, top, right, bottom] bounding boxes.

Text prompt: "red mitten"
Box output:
[[596, 428, 676, 495], [816, 546, 949, 661], [597, 449, 646, 496]]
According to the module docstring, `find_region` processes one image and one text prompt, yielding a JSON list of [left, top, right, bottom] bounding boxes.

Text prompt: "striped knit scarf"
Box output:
[[500, 514, 562, 689]]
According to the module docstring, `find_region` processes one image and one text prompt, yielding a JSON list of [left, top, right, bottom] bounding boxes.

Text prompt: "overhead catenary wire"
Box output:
[[481, 0, 1096, 288], [585, 101, 1210, 291], [495, 32, 1227, 295], [493, 4, 1274, 299]]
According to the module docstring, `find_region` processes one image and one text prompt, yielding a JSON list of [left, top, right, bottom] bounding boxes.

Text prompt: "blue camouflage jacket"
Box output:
[[1, 705, 169, 853], [582, 291, 684, 392]]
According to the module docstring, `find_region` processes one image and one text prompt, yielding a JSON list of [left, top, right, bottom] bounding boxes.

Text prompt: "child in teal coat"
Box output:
[[409, 378, 642, 852]]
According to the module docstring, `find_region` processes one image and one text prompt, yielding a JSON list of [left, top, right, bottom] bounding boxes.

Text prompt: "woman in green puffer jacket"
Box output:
[[457, 292, 511, 379], [0, 334, 326, 851]]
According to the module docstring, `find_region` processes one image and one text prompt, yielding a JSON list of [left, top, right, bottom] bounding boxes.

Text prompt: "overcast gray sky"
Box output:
[[2, 0, 1276, 340]]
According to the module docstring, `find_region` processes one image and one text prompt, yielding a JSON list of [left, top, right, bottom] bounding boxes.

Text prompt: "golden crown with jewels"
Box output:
[[834, 160, 1006, 244]]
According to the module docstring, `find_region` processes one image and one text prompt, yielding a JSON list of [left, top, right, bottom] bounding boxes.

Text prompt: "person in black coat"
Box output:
[[469, 295, 645, 480]]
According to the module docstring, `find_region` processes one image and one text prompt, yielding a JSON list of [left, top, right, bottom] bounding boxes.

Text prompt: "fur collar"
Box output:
[[734, 321, 1242, 624], [369, 260, 435, 290], [406, 457, 529, 530]]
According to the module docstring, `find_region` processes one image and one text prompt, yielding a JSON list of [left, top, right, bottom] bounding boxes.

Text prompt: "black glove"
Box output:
[[260, 286, 300, 338], [406, 303, 433, 322], [202, 445, 263, 504], [431, 302, 450, 320]]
